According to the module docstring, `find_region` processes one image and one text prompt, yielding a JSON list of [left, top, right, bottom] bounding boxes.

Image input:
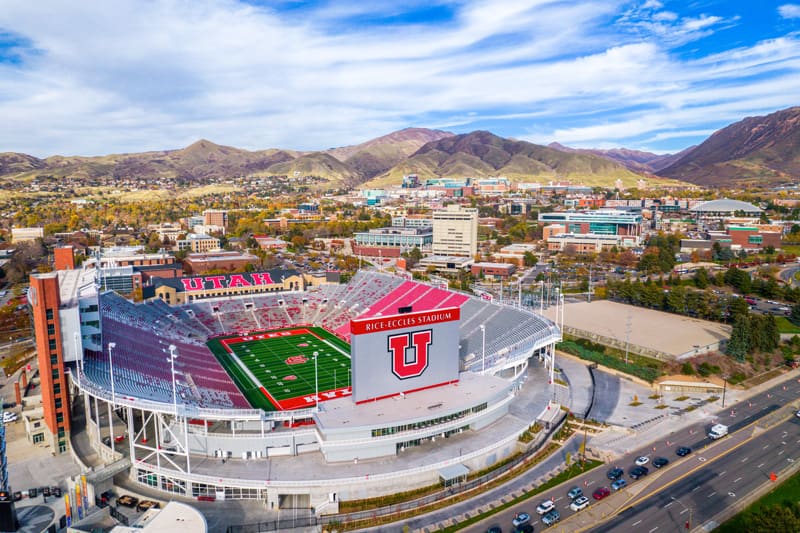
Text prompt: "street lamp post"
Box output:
[[722, 376, 728, 408], [480, 325, 486, 372], [168, 345, 179, 416], [313, 351, 319, 410], [107, 342, 117, 406]]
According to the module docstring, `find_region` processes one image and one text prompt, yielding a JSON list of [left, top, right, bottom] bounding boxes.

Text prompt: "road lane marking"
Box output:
[[692, 486, 701, 492], [708, 492, 716, 498], [680, 509, 688, 515], [741, 457, 749, 463], [718, 470, 726, 477], [664, 502, 673, 508], [633, 520, 642, 526], [649, 527, 658, 533], [586, 480, 594, 486], [555, 497, 563, 502], [758, 462, 765, 468], [734, 477, 742, 483], [763, 444, 770, 449], [779, 450, 785, 456]]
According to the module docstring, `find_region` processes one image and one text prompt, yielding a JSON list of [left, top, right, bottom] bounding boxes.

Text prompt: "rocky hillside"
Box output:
[[658, 106, 800, 187]]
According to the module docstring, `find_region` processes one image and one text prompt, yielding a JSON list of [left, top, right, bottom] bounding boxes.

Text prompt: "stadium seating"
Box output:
[[91, 270, 559, 410]]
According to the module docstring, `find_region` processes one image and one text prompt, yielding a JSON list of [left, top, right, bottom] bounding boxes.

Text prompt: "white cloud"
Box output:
[[779, 4, 800, 18], [0, 0, 797, 156]]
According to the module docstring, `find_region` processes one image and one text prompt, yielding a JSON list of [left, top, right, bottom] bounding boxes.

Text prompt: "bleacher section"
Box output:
[[87, 271, 559, 412]]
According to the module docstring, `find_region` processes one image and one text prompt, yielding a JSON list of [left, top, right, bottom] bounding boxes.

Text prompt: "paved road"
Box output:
[[593, 415, 800, 532], [461, 372, 800, 533]]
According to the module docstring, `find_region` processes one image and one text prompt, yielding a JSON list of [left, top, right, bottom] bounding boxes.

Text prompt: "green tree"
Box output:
[[693, 267, 710, 289], [523, 251, 538, 267], [726, 315, 750, 362], [790, 303, 800, 326]]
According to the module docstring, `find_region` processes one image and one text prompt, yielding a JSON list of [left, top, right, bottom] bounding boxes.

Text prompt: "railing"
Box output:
[[71, 371, 315, 422], [225, 410, 569, 532]]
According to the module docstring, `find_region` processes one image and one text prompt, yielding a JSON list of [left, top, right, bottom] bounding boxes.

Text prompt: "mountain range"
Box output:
[[1, 106, 798, 189]]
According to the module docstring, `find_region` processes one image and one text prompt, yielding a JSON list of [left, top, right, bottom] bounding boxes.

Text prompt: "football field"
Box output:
[[206, 326, 352, 411]]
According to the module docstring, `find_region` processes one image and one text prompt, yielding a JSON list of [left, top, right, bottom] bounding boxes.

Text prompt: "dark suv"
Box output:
[[652, 457, 669, 469], [607, 467, 624, 480], [629, 466, 649, 479]]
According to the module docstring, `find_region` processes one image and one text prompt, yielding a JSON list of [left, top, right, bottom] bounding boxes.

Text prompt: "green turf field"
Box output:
[[206, 326, 352, 411]]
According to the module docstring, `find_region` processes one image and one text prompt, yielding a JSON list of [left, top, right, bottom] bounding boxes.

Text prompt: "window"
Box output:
[[58, 441, 67, 453], [57, 428, 65, 439], [32, 433, 44, 444], [46, 309, 53, 320], [47, 324, 55, 335], [50, 355, 58, 366], [48, 339, 57, 351], [53, 384, 61, 394], [52, 369, 59, 379], [56, 413, 64, 423], [55, 398, 62, 409]]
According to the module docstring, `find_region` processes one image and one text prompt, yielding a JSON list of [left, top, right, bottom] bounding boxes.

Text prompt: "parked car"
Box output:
[[2, 412, 18, 423], [41, 487, 51, 497], [485, 526, 503, 533], [541, 510, 560, 526], [51, 487, 62, 497], [634, 456, 649, 466], [676, 446, 692, 457], [567, 486, 583, 500], [629, 466, 649, 479], [607, 467, 624, 480], [516, 525, 534, 533], [592, 487, 611, 500], [652, 457, 669, 469], [11, 492, 21, 502], [536, 499, 555, 515], [570, 495, 590, 512], [611, 479, 627, 491]]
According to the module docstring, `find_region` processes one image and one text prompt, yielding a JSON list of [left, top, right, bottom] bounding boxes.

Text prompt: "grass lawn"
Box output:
[[776, 316, 800, 334], [207, 326, 351, 411], [716, 466, 800, 532]]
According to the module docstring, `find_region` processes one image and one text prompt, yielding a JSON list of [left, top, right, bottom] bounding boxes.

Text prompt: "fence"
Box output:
[[226, 411, 568, 533]]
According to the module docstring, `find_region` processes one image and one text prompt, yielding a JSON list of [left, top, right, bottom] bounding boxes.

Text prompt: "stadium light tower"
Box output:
[[107, 342, 117, 405], [313, 351, 319, 410], [168, 345, 179, 415], [480, 324, 486, 372]]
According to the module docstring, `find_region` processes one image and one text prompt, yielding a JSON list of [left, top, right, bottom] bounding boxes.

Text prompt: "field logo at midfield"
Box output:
[[285, 355, 308, 365], [388, 329, 432, 380]]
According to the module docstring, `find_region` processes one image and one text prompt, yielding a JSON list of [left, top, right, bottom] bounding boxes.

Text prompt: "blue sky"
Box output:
[[0, 0, 799, 157]]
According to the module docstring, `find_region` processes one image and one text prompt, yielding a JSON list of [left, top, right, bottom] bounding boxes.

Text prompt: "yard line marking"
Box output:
[[734, 477, 742, 483], [707, 492, 716, 498]]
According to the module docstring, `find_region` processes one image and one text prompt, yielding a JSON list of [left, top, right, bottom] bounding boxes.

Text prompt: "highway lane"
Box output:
[[461, 372, 800, 533], [592, 416, 800, 532]]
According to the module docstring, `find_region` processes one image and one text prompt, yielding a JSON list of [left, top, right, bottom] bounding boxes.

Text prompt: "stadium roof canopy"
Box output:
[[690, 198, 762, 215]]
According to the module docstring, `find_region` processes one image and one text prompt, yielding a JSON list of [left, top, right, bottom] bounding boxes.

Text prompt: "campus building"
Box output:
[[538, 209, 643, 236], [432, 204, 479, 257]]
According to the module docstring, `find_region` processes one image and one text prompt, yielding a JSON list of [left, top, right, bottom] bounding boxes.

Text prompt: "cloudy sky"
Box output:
[[1, 0, 799, 157]]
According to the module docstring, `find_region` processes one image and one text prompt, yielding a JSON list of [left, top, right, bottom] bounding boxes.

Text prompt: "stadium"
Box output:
[[32, 267, 561, 513]]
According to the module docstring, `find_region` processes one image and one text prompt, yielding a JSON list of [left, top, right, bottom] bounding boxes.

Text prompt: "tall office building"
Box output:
[[28, 273, 72, 453], [432, 204, 478, 257]]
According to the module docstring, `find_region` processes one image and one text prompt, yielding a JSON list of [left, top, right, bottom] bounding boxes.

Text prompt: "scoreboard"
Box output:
[[350, 307, 461, 404]]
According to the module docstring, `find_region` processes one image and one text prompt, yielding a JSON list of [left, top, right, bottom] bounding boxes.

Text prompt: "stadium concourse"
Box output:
[[70, 270, 561, 512]]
